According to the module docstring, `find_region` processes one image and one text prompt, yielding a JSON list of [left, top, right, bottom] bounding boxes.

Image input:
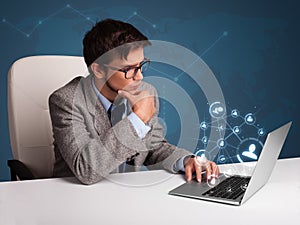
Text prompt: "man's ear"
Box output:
[[90, 63, 105, 79]]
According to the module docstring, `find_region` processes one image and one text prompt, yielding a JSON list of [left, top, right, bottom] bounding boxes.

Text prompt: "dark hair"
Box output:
[[83, 18, 151, 67]]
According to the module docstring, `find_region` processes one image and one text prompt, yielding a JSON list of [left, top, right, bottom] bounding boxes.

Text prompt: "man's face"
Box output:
[[104, 47, 145, 92]]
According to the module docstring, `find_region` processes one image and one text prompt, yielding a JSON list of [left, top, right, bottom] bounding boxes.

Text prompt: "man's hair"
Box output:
[[83, 18, 151, 67]]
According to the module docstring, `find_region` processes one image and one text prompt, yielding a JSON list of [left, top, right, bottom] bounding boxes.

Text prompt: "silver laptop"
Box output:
[[169, 121, 292, 206]]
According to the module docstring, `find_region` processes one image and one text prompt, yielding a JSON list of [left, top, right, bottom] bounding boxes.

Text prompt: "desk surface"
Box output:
[[1, 158, 300, 225]]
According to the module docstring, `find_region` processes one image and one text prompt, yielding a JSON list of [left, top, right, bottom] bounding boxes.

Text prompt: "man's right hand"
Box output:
[[118, 90, 155, 124]]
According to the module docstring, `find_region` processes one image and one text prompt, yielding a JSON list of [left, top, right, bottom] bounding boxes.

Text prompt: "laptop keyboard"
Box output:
[[202, 175, 251, 200]]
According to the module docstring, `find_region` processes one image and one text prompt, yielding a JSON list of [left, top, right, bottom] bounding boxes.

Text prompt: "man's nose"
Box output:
[[133, 69, 143, 81]]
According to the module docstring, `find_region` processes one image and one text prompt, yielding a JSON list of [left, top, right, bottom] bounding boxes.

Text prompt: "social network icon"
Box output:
[[219, 156, 226, 163], [247, 116, 253, 122]]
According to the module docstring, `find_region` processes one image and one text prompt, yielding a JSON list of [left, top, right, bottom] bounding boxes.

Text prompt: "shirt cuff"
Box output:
[[127, 112, 151, 139], [173, 155, 194, 172]]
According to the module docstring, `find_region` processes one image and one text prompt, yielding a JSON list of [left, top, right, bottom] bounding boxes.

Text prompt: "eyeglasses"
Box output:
[[104, 58, 150, 79]]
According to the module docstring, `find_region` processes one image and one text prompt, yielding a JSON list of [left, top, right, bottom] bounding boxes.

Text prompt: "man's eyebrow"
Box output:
[[121, 59, 144, 68]]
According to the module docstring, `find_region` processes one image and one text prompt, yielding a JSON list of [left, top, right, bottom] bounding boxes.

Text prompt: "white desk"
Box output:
[[1, 158, 300, 225]]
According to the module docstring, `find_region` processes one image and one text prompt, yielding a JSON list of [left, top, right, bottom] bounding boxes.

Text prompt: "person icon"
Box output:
[[247, 116, 253, 123], [231, 109, 238, 118], [200, 122, 207, 130], [245, 113, 256, 125], [202, 136, 208, 144], [233, 126, 240, 134], [242, 144, 258, 160]]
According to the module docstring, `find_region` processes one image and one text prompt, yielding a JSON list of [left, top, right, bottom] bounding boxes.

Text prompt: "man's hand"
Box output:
[[184, 155, 219, 182], [118, 90, 155, 124]]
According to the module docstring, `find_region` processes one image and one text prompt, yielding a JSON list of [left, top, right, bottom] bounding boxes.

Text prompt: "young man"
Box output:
[[49, 18, 219, 185]]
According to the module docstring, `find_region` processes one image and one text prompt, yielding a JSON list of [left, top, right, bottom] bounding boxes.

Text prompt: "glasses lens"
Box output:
[[125, 68, 136, 79], [125, 60, 150, 79], [141, 60, 149, 72]]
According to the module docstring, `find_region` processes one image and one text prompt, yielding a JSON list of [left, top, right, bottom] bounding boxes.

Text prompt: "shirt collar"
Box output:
[[91, 77, 127, 112], [91, 77, 112, 112]]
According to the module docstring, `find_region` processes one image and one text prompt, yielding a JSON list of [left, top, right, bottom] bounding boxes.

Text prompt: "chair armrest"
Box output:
[[7, 159, 35, 181]]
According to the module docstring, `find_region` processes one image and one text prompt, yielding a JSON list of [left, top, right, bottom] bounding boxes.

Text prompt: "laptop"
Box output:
[[168, 121, 292, 206]]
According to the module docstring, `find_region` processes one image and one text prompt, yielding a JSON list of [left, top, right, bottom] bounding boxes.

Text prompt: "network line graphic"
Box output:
[[2, 4, 95, 37], [194, 101, 265, 165], [125, 11, 156, 28], [1, 4, 157, 38], [174, 31, 228, 81]]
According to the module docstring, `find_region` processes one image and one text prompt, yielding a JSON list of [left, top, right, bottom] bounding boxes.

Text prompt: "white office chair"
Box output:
[[7, 55, 88, 180]]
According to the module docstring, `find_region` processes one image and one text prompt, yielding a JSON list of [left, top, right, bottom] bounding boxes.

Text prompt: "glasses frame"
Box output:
[[103, 58, 150, 79]]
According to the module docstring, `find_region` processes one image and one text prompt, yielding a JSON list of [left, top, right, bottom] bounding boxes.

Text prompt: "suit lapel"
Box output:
[[82, 75, 111, 135]]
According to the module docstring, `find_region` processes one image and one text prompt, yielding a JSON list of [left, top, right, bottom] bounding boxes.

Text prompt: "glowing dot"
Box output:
[[2, 18, 6, 22], [86, 17, 90, 20], [223, 31, 228, 36], [38, 21, 42, 25], [26, 34, 30, 38], [152, 24, 156, 28], [174, 77, 178, 82], [258, 128, 264, 136], [133, 11, 137, 15], [66, 4, 70, 7]]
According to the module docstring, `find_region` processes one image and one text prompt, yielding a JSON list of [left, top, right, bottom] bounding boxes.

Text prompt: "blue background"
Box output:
[[1, 0, 299, 181]]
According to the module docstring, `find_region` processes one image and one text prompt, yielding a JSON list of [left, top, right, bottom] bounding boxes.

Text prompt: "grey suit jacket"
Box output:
[[49, 75, 191, 184]]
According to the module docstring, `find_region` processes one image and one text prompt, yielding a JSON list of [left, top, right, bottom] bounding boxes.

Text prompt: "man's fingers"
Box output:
[[205, 162, 212, 180], [118, 90, 138, 106], [185, 158, 220, 183], [194, 158, 203, 182], [206, 162, 219, 180], [185, 165, 193, 182], [212, 162, 219, 177], [118, 90, 133, 100], [118, 90, 146, 104]]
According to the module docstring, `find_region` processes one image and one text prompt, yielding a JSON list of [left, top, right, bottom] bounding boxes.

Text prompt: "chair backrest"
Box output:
[[8, 55, 88, 178]]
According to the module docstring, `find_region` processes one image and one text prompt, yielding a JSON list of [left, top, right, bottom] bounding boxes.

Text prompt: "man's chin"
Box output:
[[123, 85, 140, 92]]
